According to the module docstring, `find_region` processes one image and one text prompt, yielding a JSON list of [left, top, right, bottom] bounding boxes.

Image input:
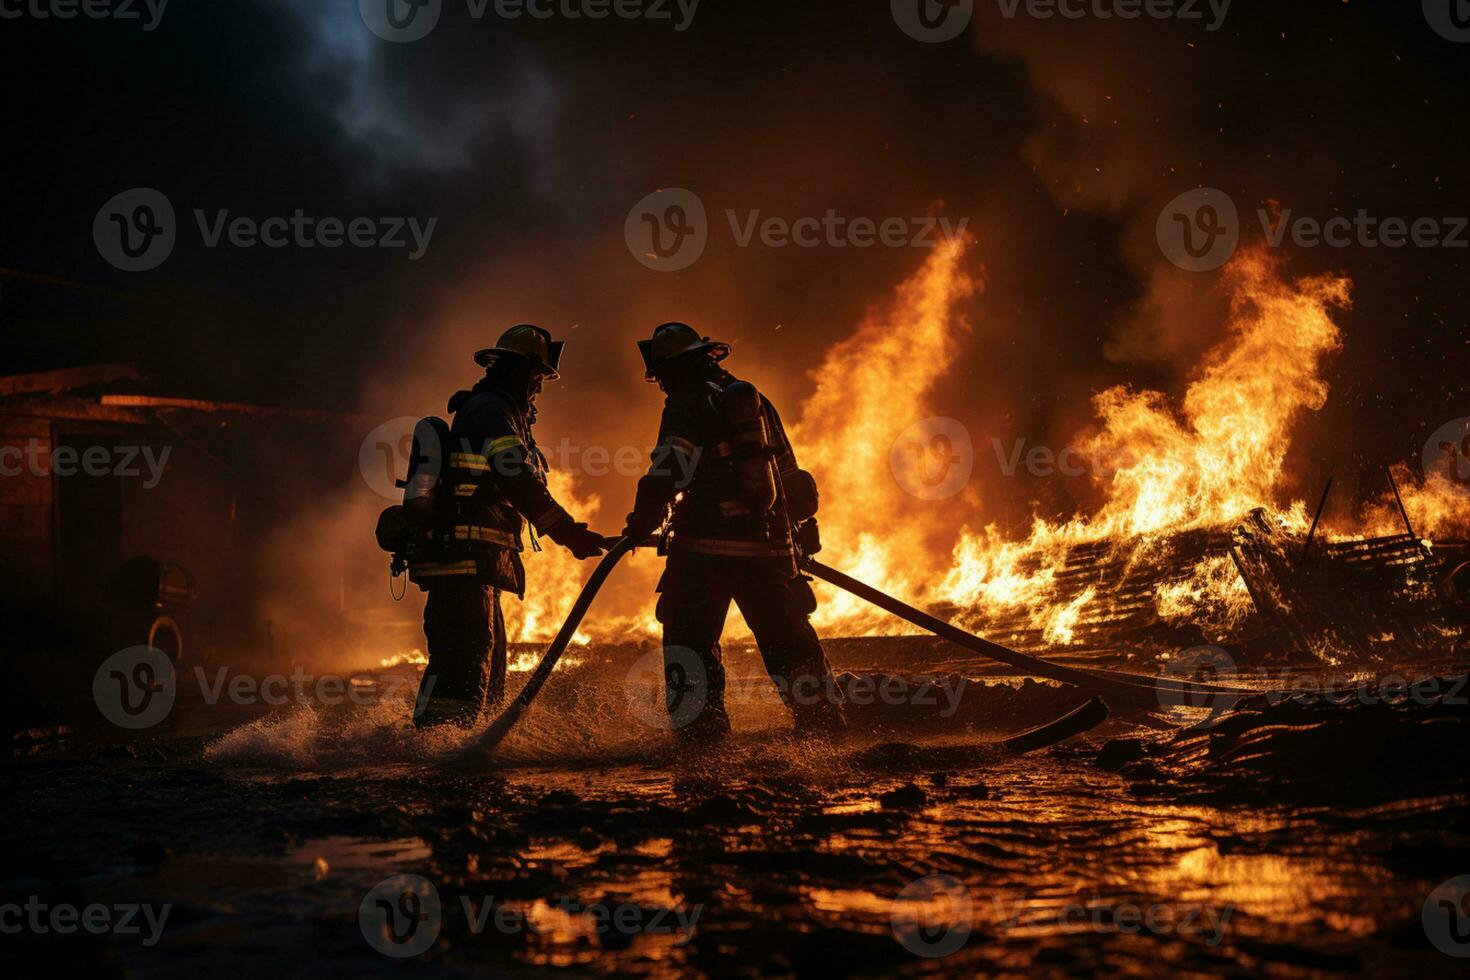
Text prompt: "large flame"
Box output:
[[1076, 250, 1348, 538], [795, 244, 1356, 638], [788, 237, 978, 631]]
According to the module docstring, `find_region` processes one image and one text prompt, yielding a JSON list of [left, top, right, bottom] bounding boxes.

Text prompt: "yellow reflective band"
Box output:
[[668, 436, 698, 458], [452, 526, 519, 548], [454, 484, 478, 497], [449, 453, 491, 473], [486, 435, 523, 455]]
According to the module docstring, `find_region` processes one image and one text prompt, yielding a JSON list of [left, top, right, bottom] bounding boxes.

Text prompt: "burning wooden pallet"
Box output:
[[950, 509, 1466, 660], [1231, 509, 1459, 660], [951, 527, 1233, 653]]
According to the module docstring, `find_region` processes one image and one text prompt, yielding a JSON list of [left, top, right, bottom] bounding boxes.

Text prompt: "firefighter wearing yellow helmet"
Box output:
[[623, 322, 846, 742]]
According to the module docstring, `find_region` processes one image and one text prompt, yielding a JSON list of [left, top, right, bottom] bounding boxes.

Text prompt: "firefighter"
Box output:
[[621, 322, 846, 743], [409, 324, 608, 728]]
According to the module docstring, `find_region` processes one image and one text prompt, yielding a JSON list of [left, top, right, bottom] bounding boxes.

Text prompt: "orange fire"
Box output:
[[790, 241, 1357, 641], [789, 236, 979, 632], [502, 469, 602, 646]]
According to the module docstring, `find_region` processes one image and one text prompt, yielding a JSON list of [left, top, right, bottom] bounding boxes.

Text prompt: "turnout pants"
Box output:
[[655, 552, 846, 741], [414, 579, 508, 728]]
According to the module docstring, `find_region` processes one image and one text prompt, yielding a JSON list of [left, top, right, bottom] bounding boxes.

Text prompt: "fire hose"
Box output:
[[458, 537, 1259, 762], [799, 557, 1257, 707], [462, 535, 640, 760]]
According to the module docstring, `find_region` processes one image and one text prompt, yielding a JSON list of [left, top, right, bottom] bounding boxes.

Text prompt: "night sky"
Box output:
[[2, 0, 1467, 526]]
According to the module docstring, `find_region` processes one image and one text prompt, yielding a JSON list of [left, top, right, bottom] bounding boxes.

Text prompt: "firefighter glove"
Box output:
[[545, 517, 610, 560], [621, 507, 665, 544]]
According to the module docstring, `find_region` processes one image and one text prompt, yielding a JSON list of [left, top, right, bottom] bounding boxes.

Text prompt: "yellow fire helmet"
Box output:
[[474, 324, 565, 379]]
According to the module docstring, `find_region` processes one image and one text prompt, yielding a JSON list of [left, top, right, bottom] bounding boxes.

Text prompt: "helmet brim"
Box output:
[[639, 339, 730, 380], [474, 340, 564, 379]]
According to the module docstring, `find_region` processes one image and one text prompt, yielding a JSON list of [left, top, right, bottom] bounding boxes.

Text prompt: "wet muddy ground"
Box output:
[[3, 644, 1468, 978]]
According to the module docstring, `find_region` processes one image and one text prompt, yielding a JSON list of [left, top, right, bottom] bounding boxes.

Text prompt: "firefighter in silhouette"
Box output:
[[621, 322, 845, 742], [405, 325, 608, 727]]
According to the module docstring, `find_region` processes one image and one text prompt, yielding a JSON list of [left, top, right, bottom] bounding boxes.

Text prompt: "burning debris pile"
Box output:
[[1229, 511, 1466, 662], [931, 511, 1467, 663]]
